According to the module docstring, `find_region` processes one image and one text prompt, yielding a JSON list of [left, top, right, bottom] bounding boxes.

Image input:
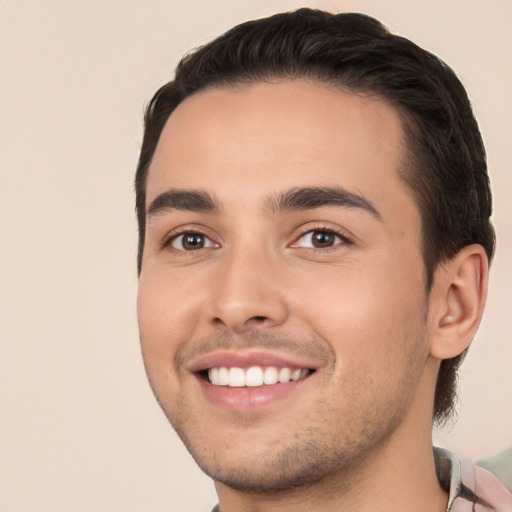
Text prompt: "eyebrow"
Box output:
[[265, 186, 382, 220], [147, 189, 219, 216], [147, 186, 382, 221]]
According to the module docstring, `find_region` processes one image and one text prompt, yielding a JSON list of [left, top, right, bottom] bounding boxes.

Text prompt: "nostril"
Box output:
[[251, 316, 268, 323], [212, 317, 226, 327]]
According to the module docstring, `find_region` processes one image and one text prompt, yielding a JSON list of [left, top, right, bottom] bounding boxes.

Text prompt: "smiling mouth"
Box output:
[[205, 366, 312, 387]]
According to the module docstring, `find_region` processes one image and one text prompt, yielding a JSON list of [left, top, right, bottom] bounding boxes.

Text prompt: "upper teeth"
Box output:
[[208, 366, 310, 387]]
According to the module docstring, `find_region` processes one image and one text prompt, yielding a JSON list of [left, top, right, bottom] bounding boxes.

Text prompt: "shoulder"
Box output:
[[478, 448, 512, 493], [435, 447, 512, 512]]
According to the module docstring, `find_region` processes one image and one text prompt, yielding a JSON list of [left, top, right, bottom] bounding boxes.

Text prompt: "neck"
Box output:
[[215, 439, 447, 512], [214, 360, 448, 512]]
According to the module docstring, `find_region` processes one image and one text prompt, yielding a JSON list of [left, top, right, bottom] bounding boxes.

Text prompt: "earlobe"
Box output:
[[429, 244, 489, 360]]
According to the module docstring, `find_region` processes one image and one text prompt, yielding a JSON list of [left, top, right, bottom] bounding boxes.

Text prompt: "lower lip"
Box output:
[[197, 375, 310, 411]]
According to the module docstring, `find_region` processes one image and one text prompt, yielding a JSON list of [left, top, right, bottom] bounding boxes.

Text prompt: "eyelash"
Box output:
[[161, 225, 353, 253], [161, 228, 217, 252], [292, 225, 353, 251]]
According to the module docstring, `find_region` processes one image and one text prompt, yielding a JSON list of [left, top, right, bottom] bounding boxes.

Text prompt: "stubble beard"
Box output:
[[147, 326, 429, 495], [166, 365, 426, 494], [173, 396, 404, 495]]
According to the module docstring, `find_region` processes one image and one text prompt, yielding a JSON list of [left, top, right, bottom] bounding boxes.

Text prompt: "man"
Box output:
[[135, 9, 512, 512]]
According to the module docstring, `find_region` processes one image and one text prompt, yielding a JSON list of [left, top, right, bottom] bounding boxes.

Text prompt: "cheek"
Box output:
[[138, 266, 206, 336], [137, 270, 197, 373], [137, 270, 204, 412], [289, 256, 426, 361]]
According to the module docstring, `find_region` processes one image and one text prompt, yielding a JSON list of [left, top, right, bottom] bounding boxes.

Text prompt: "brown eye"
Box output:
[[171, 233, 215, 251], [311, 231, 337, 248], [295, 230, 343, 249]]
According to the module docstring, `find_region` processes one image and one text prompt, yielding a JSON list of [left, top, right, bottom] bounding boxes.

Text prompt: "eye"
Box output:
[[170, 232, 217, 251], [293, 229, 345, 249]]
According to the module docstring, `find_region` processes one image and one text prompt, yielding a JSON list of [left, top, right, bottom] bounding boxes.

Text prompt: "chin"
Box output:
[[172, 410, 390, 495], [194, 445, 344, 493]]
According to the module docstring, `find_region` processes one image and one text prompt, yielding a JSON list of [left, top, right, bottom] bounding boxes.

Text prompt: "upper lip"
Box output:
[[187, 350, 322, 373]]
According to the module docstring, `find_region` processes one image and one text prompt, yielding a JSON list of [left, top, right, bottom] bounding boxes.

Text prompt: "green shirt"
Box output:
[[478, 447, 512, 492]]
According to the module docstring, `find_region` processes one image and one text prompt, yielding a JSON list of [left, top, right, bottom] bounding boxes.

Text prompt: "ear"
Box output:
[[428, 244, 489, 360]]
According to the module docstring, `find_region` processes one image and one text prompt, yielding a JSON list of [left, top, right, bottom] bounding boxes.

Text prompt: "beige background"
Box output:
[[1, 1, 511, 510]]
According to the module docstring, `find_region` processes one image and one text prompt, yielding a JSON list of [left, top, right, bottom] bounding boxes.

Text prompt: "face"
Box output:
[[137, 81, 434, 492]]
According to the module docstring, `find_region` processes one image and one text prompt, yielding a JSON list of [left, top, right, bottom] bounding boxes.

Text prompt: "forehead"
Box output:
[[147, 80, 414, 222]]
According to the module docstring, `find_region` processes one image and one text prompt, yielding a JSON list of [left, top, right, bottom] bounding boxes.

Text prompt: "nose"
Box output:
[[208, 246, 289, 333]]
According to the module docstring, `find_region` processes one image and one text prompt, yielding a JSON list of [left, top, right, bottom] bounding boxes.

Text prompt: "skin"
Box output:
[[137, 81, 486, 512]]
